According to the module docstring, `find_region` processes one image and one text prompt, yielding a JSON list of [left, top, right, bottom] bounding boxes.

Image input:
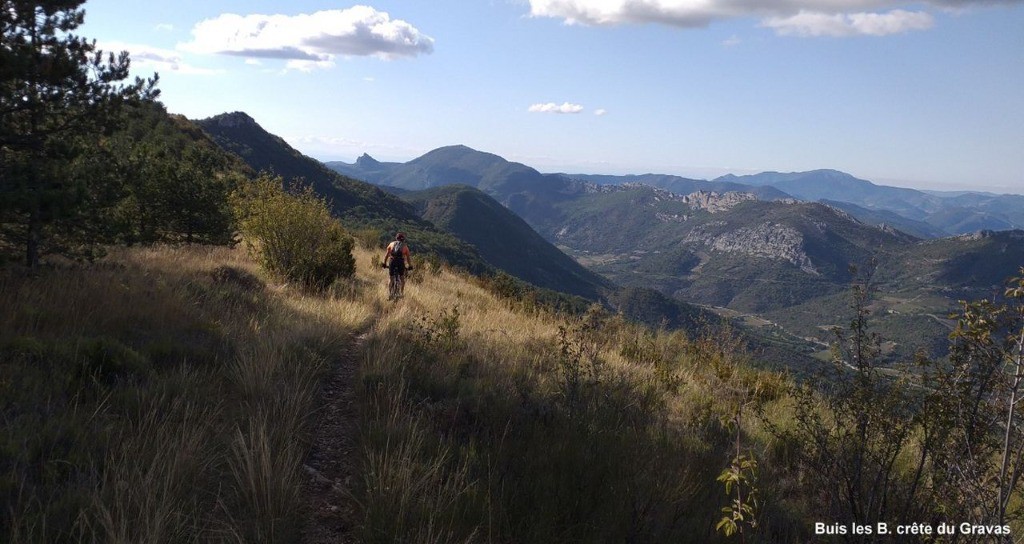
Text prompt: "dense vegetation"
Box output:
[[231, 175, 355, 290], [1, 1, 157, 266]]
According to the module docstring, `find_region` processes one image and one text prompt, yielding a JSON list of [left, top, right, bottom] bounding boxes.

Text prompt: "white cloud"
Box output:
[[529, 102, 585, 114], [179, 5, 434, 66], [722, 34, 742, 46], [593, 108, 608, 116], [154, 23, 174, 32], [763, 9, 934, 36], [98, 41, 222, 75], [529, 0, 734, 27], [527, 0, 1011, 36]]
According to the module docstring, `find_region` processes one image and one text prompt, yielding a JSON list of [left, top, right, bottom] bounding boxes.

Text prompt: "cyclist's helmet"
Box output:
[[396, 232, 406, 241]]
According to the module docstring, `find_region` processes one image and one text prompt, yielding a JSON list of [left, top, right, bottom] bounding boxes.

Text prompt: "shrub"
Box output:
[[210, 265, 265, 292], [231, 175, 355, 290], [351, 227, 385, 250], [74, 336, 151, 387]]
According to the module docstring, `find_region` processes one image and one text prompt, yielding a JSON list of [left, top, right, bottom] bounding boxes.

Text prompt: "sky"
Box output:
[[80, 0, 1024, 193]]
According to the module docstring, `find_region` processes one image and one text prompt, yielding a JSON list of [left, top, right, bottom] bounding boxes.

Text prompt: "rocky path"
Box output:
[[300, 329, 370, 544]]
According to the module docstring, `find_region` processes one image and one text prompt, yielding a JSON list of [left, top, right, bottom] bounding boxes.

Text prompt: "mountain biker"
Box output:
[[381, 232, 412, 295]]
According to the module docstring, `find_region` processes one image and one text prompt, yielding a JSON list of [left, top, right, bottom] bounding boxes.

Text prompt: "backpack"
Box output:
[[389, 241, 405, 265]]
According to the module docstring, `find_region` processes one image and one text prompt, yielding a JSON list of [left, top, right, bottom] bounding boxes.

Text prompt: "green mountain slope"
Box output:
[[565, 195, 913, 312], [402, 185, 614, 299], [196, 113, 423, 224], [876, 229, 1024, 295], [194, 112, 490, 273], [820, 199, 949, 239], [196, 114, 611, 302]]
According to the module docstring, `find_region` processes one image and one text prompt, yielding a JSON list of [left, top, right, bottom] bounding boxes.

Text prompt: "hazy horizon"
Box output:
[[310, 147, 1024, 196]]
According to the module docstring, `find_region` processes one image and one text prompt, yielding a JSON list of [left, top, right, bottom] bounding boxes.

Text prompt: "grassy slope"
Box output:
[[1, 246, 376, 542], [2, 242, 815, 543], [350, 245, 809, 543]]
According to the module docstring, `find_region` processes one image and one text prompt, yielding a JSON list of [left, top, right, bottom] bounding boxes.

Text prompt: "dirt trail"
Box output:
[[300, 328, 371, 544]]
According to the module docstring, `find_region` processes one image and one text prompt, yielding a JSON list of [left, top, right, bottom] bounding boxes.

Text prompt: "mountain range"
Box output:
[[715, 170, 1024, 235], [327, 143, 1024, 361], [331, 153, 1024, 238], [183, 111, 1024, 365]]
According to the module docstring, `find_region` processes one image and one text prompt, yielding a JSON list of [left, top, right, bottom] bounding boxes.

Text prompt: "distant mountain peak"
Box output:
[[808, 169, 863, 182], [202, 111, 259, 129], [418, 144, 493, 160], [420, 144, 513, 161], [442, 144, 476, 152], [356, 153, 381, 168]]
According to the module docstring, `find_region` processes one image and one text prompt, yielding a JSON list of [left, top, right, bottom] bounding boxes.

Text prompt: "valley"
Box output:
[[326, 141, 1024, 366], [164, 110, 1023, 369]]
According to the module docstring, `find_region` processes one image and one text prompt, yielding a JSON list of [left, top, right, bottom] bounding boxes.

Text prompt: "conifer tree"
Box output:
[[0, 0, 157, 267]]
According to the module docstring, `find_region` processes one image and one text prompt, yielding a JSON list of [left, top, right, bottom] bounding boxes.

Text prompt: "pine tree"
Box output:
[[104, 102, 240, 247], [0, 0, 157, 267]]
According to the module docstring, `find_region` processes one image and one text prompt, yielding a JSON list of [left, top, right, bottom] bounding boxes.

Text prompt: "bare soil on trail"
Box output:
[[300, 330, 368, 544]]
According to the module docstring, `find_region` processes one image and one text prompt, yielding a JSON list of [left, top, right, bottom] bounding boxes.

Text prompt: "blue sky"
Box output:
[[81, 0, 1024, 193]]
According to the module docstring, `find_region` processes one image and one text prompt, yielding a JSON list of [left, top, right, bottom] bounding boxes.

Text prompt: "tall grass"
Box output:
[[3, 240, 809, 543], [1, 244, 375, 542], [92, 392, 216, 544], [345, 245, 805, 542]]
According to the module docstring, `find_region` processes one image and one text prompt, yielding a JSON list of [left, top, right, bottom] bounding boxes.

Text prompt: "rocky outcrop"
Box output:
[[204, 111, 258, 128], [686, 221, 818, 274], [655, 212, 689, 223], [682, 191, 756, 213], [355, 153, 381, 168]]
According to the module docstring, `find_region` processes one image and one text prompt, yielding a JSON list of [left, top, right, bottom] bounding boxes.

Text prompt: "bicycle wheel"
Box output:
[[388, 276, 400, 300]]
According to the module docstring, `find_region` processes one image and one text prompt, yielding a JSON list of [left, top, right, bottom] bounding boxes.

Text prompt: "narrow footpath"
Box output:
[[300, 328, 371, 543]]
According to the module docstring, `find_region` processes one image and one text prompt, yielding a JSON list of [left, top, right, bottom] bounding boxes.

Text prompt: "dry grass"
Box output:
[[344, 244, 806, 542], [0, 243, 375, 542], [2, 240, 807, 543]]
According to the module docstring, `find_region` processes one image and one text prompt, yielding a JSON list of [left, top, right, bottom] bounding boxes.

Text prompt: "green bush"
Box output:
[[74, 336, 151, 387], [232, 175, 355, 290], [351, 227, 385, 250]]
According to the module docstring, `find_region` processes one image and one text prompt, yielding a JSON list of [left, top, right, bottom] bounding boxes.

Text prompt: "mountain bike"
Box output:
[[388, 273, 404, 300], [385, 265, 411, 300]]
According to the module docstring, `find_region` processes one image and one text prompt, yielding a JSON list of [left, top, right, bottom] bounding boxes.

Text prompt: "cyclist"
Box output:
[[381, 232, 412, 297]]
